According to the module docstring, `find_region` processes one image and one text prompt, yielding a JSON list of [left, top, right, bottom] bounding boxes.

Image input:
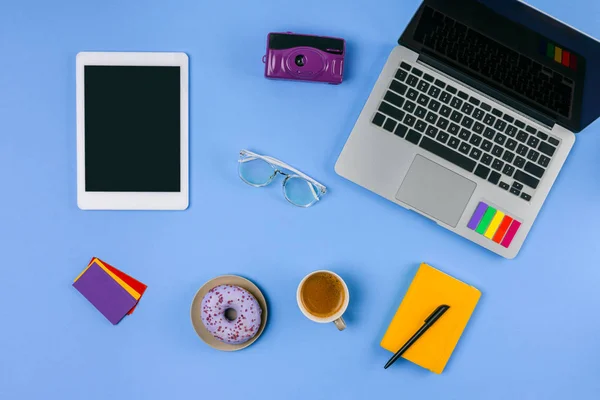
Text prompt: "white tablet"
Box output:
[[76, 52, 189, 210]]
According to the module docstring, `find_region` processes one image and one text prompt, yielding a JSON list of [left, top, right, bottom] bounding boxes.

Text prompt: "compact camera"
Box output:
[[263, 32, 345, 84]]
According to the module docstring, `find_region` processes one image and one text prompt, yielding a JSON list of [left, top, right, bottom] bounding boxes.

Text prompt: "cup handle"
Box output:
[[333, 316, 346, 331]]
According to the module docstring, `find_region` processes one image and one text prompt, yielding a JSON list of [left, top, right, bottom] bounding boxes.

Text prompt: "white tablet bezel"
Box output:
[[76, 52, 189, 210]]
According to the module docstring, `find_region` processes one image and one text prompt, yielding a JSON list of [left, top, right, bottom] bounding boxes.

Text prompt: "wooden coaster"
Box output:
[[190, 275, 268, 351]]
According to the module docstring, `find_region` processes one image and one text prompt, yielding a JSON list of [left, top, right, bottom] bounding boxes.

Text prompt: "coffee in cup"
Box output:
[[297, 270, 349, 330]]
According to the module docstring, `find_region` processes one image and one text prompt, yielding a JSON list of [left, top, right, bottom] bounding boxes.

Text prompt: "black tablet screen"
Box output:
[[84, 65, 181, 192]]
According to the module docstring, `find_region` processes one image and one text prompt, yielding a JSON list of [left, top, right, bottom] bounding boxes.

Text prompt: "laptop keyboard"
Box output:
[[413, 6, 574, 118], [372, 61, 562, 202]]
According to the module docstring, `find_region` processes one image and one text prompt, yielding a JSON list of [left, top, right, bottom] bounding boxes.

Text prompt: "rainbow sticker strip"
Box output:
[[467, 202, 521, 248], [541, 40, 577, 71]]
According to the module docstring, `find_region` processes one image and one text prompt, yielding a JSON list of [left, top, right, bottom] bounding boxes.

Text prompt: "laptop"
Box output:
[[336, 0, 600, 258]]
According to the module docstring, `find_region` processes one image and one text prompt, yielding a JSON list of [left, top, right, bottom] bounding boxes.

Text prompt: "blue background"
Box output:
[[1, 0, 600, 399]]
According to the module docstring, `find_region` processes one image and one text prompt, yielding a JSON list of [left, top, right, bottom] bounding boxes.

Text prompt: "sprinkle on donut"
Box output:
[[200, 284, 262, 345]]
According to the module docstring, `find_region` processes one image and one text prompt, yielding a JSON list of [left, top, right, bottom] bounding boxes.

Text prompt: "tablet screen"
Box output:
[[84, 66, 181, 192]]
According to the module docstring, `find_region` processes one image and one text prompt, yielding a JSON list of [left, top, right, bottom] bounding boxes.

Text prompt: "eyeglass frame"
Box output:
[[238, 149, 327, 207]]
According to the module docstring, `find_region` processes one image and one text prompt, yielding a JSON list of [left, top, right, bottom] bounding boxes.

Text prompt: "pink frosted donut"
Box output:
[[200, 285, 262, 344]]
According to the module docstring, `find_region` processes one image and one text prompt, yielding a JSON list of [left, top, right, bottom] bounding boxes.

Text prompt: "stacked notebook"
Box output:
[[381, 263, 481, 374], [73, 258, 147, 325]]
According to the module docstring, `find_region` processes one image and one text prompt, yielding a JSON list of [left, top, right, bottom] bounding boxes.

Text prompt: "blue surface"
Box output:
[[1, 0, 600, 398]]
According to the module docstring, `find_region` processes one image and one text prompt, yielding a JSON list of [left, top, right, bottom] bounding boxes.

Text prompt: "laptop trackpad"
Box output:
[[395, 155, 476, 228]]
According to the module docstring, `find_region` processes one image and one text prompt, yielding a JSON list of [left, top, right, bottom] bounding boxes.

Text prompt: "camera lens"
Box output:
[[295, 55, 305, 67]]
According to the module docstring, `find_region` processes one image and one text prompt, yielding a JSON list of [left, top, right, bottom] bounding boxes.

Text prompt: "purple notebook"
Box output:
[[73, 262, 137, 325]]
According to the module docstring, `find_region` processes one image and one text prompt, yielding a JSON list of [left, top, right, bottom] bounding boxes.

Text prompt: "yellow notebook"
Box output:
[[380, 263, 481, 374]]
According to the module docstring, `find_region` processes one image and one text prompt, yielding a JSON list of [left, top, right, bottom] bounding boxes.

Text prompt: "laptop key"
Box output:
[[502, 151, 515, 163], [415, 120, 427, 132], [450, 111, 462, 123], [407, 88, 419, 100], [390, 80, 408, 96], [472, 109, 485, 121], [481, 154, 493, 166], [488, 171, 501, 185], [527, 149, 539, 162], [512, 181, 523, 190], [449, 123, 460, 135], [492, 145, 503, 157], [502, 164, 515, 177], [499, 182, 510, 190], [539, 142, 557, 157], [439, 91, 452, 104], [395, 69, 408, 82], [470, 148, 482, 160], [404, 114, 416, 127], [437, 131, 449, 144], [383, 119, 397, 132], [469, 97, 481, 106], [448, 136, 460, 148], [428, 99, 441, 112], [469, 135, 482, 146], [527, 136, 540, 148], [481, 139, 493, 152], [526, 125, 537, 134], [440, 105, 452, 117], [503, 114, 514, 123], [458, 128, 470, 141], [473, 122, 484, 134], [403, 101, 416, 113], [483, 127, 495, 139], [506, 125, 518, 137], [483, 114, 496, 126], [524, 161, 545, 178], [417, 81, 430, 92], [384, 91, 405, 109], [415, 106, 427, 118], [492, 158, 504, 171], [461, 116, 474, 129], [521, 193, 532, 201], [537, 131, 549, 140], [419, 137, 476, 172], [379, 102, 405, 122], [425, 126, 438, 138], [423, 73, 434, 83], [474, 164, 490, 180], [458, 91, 469, 100], [434, 79, 446, 88], [395, 124, 408, 138], [406, 129, 422, 145], [514, 170, 540, 189], [494, 133, 507, 145], [514, 156, 526, 168], [461, 103, 474, 115], [510, 187, 521, 196], [425, 112, 438, 124], [446, 85, 457, 94], [515, 120, 526, 129], [516, 144, 528, 156], [417, 94, 429, 106], [538, 155, 551, 167], [400, 62, 411, 71], [548, 137, 560, 146], [412, 68, 423, 77], [506, 139, 517, 151], [436, 117, 449, 130], [450, 97, 463, 109], [459, 142, 471, 155], [516, 130, 528, 143], [428, 86, 441, 98], [373, 113, 385, 126], [406, 75, 419, 87], [492, 108, 503, 117], [494, 120, 507, 132]]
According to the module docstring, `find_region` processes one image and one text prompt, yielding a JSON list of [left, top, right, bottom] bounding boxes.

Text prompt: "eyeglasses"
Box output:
[[238, 149, 327, 207]]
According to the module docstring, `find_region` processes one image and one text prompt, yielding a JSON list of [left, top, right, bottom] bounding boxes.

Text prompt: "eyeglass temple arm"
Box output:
[[239, 150, 327, 194]]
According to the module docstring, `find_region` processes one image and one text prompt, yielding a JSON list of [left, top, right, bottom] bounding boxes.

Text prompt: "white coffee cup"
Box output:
[[296, 270, 350, 331]]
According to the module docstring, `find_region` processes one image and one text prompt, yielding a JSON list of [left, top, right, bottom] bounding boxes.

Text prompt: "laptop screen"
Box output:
[[400, 0, 600, 132]]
